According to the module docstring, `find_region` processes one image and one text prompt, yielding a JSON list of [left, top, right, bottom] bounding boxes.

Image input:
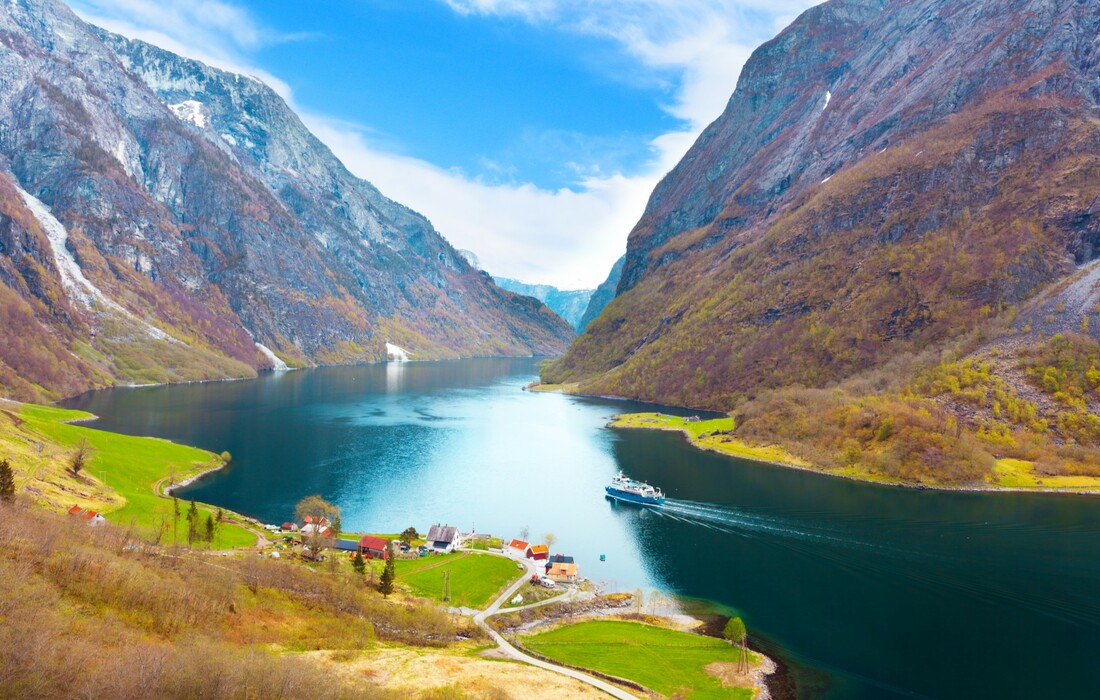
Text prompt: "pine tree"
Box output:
[[379, 542, 396, 598], [204, 513, 215, 544], [186, 500, 199, 546], [0, 458, 15, 503], [172, 496, 180, 545], [352, 549, 366, 577]]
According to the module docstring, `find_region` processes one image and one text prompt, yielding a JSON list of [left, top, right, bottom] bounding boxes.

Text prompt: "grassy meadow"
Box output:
[[1, 400, 255, 547], [523, 619, 758, 699], [392, 551, 525, 608], [609, 412, 811, 467]]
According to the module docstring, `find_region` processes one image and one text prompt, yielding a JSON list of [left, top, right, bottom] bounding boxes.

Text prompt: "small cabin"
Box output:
[[507, 538, 529, 556], [544, 554, 575, 572], [67, 505, 106, 526], [358, 535, 390, 559], [526, 544, 549, 561], [546, 561, 578, 584], [299, 524, 335, 548]]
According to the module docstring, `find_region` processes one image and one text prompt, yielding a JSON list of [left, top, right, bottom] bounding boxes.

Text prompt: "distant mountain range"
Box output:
[[492, 278, 594, 332], [545, 0, 1100, 480], [0, 0, 572, 402]]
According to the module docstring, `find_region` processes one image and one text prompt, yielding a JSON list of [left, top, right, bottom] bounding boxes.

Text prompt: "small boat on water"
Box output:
[[605, 471, 666, 506]]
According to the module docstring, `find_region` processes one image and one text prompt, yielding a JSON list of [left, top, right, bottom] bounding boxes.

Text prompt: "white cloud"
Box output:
[[68, 0, 820, 288], [306, 115, 662, 289], [443, 0, 820, 130]]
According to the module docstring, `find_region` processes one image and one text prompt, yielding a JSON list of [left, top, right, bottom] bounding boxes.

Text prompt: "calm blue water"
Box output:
[[64, 358, 1100, 700]]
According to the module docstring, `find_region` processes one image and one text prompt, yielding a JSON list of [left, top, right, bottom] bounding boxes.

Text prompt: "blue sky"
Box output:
[[70, 0, 819, 288]]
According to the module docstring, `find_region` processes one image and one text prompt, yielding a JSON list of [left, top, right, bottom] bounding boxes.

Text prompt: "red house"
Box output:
[[526, 544, 549, 561], [358, 535, 390, 559], [68, 505, 106, 526]]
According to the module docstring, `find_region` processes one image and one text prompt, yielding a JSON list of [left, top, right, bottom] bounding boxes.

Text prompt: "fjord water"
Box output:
[[65, 359, 1100, 699]]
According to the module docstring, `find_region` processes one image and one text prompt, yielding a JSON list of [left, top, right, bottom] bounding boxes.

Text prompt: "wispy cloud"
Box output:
[[441, 0, 819, 129]]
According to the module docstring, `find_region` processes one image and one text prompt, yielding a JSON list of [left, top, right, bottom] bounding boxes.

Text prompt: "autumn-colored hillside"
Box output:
[[544, 0, 1100, 484]]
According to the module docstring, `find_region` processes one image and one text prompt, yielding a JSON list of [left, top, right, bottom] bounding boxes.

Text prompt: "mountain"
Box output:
[[575, 255, 624, 333], [544, 0, 1100, 481], [0, 0, 572, 402], [492, 277, 591, 332]]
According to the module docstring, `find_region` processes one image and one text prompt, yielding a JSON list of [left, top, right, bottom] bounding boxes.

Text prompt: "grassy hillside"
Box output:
[[605, 326, 1100, 488], [0, 501, 486, 699], [0, 399, 255, 546]]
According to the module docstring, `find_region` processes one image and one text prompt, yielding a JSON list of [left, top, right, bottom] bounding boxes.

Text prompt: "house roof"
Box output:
[[68, 505, 83, 515], [528, 544, 548, 555], [426, 524, 459, 543], [547, 554, 574, 565], [334, 539, 358, 551], [359, 535, 389, 551], [303, 515, 330, 526], [281, 522, 294, 530], [548, 562, 578, 576], [508, 539, 529, 550]]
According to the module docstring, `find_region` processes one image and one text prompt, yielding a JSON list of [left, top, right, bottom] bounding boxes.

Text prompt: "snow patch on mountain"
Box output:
[[385, 342, 410, 361], [256, 343, 289, 370], [168, 100, 206, 128], [823, 90, 832, 110], [16, 184, 168, 341]]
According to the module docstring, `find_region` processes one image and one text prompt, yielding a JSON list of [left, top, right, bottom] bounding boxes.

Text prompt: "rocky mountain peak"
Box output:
[[0, 0, 572, 401]]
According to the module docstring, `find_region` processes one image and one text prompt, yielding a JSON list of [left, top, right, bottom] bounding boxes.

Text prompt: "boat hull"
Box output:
[[605, 486, 665, 506]]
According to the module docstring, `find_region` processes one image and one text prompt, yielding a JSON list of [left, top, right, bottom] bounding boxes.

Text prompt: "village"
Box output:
[[259, 515, 582, 592]]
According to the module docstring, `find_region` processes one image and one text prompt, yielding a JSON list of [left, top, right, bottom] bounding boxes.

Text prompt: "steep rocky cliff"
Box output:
[[576, 255, 624, 333], [546, 0, 1100, 410], [0, 0, 572, 401]]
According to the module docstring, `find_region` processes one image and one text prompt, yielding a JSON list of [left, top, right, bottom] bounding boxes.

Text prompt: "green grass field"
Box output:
[[393, 552, 524, 608], [6, 403, 254, 548], [523, 620, 757, 699], [610, 412, 810, 467]]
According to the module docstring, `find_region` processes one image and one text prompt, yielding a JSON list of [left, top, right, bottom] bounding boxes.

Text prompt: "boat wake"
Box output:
[[654, 498, 898, 555], [652, 498, 1100, 627]]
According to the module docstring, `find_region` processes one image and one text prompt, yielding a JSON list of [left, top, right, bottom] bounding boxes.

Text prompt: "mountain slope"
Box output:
[[0, 0, 571, 401], [546, 0, 1100, 411], [576, 255, 624, 333], [493, 277, 591, 332]]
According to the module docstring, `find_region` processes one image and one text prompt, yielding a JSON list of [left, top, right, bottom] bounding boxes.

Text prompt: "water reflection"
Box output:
[[385, 360, 404, 393]]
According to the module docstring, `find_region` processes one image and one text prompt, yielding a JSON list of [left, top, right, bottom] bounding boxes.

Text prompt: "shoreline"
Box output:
[[523, 385, 1100, 496], [160, 458, 229, 495], [607, 413, 1100, 497]]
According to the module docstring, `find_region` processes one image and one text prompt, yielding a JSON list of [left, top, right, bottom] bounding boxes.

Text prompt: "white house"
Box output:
[[425, 523, 461, 552]]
